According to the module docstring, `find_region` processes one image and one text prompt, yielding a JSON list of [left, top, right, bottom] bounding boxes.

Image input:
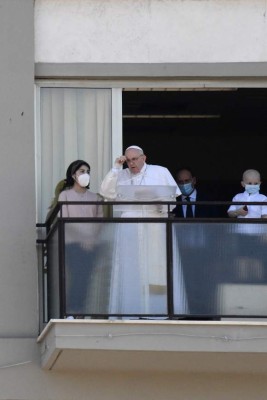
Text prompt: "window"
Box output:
[[35, 86, 115, 221]]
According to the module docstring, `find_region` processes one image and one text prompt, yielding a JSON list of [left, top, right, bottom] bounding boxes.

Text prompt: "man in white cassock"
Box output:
[[100, 146, 187, 317]]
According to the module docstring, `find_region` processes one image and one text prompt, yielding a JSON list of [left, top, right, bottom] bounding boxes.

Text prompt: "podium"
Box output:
[[115, 185, 177, 216]]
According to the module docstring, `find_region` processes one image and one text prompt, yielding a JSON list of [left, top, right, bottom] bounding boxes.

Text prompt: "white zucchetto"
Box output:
[[125, 145, 144, 153]]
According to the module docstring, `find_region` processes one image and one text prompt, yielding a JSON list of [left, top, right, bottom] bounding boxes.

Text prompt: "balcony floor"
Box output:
[[37, 319, 267, 373]]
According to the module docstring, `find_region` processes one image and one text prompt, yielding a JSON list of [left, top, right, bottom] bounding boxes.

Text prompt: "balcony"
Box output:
[[36, 200, 267, 371]]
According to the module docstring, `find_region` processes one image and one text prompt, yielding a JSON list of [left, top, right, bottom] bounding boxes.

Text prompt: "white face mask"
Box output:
[[245, 184, 260, 195], [76, 173, 90, 187]]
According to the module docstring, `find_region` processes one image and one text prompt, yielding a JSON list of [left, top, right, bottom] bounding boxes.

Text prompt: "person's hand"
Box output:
[[237, 206, 248, 217], [114, 156, 126, 168]]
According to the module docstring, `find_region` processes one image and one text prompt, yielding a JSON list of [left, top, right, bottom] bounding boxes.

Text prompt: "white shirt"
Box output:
[[181, 189, 197, 217], [228, 191, 267, 218]]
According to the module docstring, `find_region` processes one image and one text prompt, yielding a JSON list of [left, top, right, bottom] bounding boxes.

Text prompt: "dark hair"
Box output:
[[46, 160, 91, 220], [176, 166, 195, 178], [65, 159, 91, 188]]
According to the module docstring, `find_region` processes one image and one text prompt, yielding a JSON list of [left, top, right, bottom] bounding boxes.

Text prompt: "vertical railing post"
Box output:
[[42, 241, 47, 324], [166, 215, 174, 319], [58, 207, 66, 319]]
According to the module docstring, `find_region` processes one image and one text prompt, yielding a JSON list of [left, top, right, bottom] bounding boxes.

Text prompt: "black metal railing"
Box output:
[[36, 201, 267, 321]]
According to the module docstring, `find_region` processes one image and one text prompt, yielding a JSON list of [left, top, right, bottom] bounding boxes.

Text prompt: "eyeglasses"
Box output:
[[125, 155, 143, 163]]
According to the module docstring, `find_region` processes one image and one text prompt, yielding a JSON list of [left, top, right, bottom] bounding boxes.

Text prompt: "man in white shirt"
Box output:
[[100, 146, 186, 317]]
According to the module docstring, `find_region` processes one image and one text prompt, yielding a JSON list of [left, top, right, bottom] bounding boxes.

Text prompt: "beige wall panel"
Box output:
[[0, 364, 267, 400], [35, 0, 267, 63]]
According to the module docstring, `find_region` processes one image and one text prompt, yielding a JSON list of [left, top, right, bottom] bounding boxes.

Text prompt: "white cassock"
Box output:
[[100, 163, 187, 316]]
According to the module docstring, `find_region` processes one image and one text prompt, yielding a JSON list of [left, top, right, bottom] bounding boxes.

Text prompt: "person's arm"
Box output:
[[227, 194, 248, 218], [99, 169, 120, 199], [227, 207, 248, 218], [260, 199, 267, 218], [169, 195, 182, 217], [58, 190, 69, 217], [100, 156, 126, 199]]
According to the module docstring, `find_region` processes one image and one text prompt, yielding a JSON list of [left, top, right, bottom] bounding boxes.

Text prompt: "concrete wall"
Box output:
[[1, 368, 267, 400], [49, 372, 267, 400], [0, 0, 40, 395], [35, 0, 267, 64], [0, 0, 36, 336]]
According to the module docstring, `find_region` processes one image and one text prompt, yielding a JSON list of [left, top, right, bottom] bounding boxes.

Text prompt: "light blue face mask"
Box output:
[[245, 184, 260, 195], [179, 182, 194, 196]]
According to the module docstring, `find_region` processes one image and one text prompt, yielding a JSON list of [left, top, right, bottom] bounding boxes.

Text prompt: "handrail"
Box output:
[[36, 199, 267, 244]]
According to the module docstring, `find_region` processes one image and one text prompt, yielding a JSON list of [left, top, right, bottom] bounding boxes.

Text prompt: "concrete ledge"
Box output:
[[37, 319, 267, 372], [35, 62, 267, 79]]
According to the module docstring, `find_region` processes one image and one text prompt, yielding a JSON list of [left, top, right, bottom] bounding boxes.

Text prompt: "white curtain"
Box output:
[[38, 88, 112, 222]]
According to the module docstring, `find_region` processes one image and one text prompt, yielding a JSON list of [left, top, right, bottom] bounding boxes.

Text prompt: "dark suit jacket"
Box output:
[[171, 190, 219, 218]]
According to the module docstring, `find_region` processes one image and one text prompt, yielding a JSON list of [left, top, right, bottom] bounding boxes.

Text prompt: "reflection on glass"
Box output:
[[109, 222, 167, 315], [64, 222, 112, 315], [173, 222, 267, 317]]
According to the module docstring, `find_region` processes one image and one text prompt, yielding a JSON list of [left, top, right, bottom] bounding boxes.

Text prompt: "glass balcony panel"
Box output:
[[172, 222, 267, 317], [64, 221, 168, 316], [217, 222, 267, 316]]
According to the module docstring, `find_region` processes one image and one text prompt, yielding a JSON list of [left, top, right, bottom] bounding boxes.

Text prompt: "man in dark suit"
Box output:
[[171, 167, 218, 218], [171, 167, 219, 319]]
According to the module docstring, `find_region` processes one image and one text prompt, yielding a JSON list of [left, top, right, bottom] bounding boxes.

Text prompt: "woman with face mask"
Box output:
[[58, 160, 104, 318]]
